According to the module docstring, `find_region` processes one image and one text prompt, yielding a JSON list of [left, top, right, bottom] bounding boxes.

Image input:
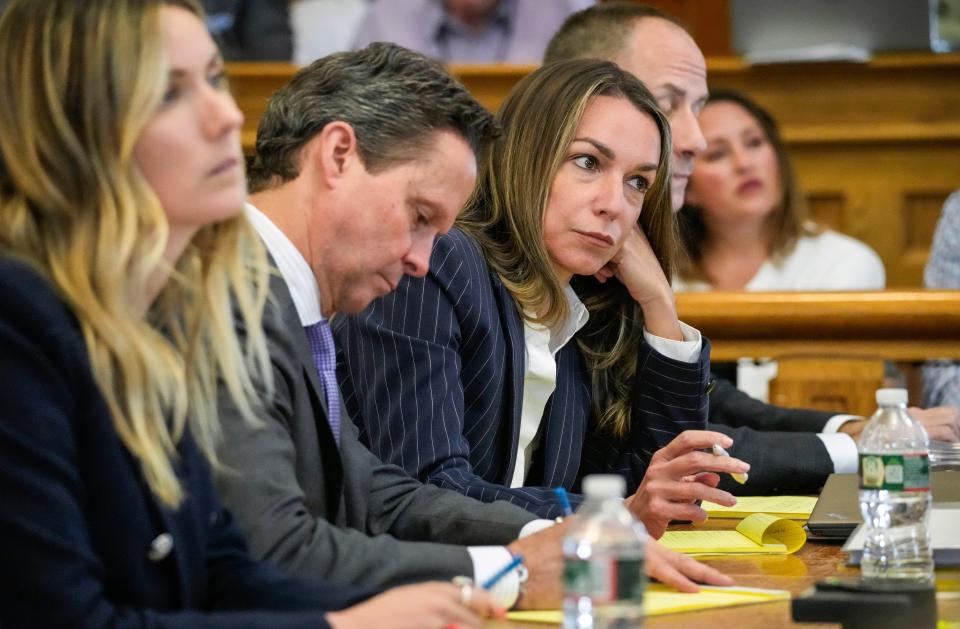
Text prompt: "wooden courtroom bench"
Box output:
[[227, 52, 960, 287], [676, 290, 960, 416]]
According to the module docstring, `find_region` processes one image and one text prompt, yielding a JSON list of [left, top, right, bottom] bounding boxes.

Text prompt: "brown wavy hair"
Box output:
[[458, 58, 675, 438]]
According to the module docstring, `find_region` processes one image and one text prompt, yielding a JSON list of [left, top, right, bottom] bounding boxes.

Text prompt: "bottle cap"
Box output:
[[582, 474, 626, 499], [876, 388, 908, 406]]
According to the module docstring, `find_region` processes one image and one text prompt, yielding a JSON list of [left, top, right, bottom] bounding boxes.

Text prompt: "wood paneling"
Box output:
[[768, 358, 885, 417], [614, 0, 733, 56]]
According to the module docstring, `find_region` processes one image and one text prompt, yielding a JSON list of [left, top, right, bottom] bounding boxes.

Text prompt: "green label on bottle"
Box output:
[[563, 557, 645, 604], [859, 453, 929, 491]]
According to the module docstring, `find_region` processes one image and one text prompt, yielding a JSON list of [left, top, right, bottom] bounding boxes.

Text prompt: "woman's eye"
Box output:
[[703, 148, 726, 161], [161, 85, 180, 106], [208, 70, 228, 90], [627, 176, 649, 192], [573, 155, 598, 170]]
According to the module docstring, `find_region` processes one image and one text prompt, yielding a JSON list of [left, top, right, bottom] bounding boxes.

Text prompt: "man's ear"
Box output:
[[310, 121, 361, 189]]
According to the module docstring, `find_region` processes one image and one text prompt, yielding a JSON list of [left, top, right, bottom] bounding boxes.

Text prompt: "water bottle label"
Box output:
[[563, 557, 644, 604], [859, 453, 929, 491]]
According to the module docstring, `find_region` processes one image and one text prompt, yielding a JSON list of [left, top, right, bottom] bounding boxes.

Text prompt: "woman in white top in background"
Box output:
[[674, 90, 884, 292]]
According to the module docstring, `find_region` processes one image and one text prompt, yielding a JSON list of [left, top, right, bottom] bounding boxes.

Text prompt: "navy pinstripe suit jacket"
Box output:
[[335, 229, 711, 519]]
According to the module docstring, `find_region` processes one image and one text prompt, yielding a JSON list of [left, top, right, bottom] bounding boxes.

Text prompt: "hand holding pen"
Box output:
[[624, 430, 750, 539]]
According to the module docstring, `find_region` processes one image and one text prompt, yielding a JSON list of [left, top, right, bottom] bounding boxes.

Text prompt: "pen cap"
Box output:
[[582, 474, 626, 500]]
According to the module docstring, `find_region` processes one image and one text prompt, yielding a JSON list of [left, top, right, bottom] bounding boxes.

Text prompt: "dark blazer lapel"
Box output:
[[271, 275, 345, 518], [539, 345, 590, 489], [489, 270, 525, 485]]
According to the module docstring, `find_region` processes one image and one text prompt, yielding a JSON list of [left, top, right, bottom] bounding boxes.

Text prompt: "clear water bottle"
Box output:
[[563, 475, 646, 628], [858, 388, 934, 584]]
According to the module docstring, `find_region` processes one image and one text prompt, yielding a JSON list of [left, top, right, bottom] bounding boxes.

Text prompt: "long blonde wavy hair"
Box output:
[[458, 59, 675, 438], [0, 0, 272, 508]]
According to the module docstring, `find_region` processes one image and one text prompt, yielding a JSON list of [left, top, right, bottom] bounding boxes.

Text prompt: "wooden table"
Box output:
[[492, 518, 960, 628]]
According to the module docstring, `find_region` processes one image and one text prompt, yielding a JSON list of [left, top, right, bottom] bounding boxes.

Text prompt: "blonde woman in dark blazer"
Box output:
[[0, 1, 501, 627]]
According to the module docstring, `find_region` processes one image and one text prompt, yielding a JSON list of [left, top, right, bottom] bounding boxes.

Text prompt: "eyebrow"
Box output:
[[572, 136, 658, 171], [167, 51, 223, 79], [659, 83, 709, 109]]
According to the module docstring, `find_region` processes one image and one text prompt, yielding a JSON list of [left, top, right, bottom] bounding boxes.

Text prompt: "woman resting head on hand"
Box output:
[[0, 1, 498, 627]]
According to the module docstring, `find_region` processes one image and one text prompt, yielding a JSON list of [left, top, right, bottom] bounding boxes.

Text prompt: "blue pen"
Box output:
[[481, 554, 524, 590], [554, 487, 573, 516]]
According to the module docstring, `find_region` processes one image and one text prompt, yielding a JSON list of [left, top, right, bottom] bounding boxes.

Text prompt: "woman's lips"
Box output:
[[737, 178, 763, 195], [209, 157, 239, 177], [575, 230, 615, 247]]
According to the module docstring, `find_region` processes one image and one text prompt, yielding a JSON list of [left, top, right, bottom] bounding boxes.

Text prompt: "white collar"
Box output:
[[244, 203, 323, 326], [524, 284, 590, 355]]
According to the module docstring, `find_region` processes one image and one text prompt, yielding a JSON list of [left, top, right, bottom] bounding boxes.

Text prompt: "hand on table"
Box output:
[[326, 582, 504, 629], [910, 406, 960, 442], [840, 406, 959, 442], [506, 517, 572, 610], [645, 537, 735, 592]]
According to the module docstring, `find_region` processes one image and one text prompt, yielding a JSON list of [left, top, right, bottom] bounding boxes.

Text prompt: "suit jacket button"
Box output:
[[148, 533, 173, 561]]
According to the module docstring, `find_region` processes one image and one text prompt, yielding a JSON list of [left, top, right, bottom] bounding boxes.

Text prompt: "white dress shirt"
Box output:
[[513, 286, 704, 488]]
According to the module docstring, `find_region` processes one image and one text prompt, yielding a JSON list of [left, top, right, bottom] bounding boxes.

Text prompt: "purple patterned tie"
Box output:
[[303, 319, 340, 446]]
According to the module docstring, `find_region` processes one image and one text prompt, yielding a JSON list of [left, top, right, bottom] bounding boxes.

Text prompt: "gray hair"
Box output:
[[248, 42, 499, 191]]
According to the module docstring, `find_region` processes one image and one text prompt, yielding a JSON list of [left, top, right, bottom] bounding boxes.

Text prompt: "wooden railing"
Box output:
[[676, 290, 960, 414], [676, 290, 960, 362]]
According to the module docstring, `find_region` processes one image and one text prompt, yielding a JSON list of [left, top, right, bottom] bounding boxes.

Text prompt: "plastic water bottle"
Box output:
[[563, 475, 646, 628], [858, 388, 934, 584]]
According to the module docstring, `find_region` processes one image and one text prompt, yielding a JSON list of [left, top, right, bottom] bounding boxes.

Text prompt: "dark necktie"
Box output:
[[303, 319, 340, 446]]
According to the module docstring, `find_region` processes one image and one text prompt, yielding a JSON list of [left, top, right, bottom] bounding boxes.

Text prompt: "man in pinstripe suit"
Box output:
[[213, 43, 732, 611]]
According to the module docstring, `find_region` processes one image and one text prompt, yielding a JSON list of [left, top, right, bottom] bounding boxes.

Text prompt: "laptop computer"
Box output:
[[807, 471, 960, 541], [843, 507, 960, 567]]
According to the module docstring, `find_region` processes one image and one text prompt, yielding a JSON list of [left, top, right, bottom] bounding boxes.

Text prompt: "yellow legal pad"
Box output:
[[506, 584, 790, 623], [659, 513, 807, 555], [701, 495, 817, 520]]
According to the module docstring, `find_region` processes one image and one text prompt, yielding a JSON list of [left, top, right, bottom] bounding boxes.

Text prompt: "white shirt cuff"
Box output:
[[519, 519, 556, 538], [816, 432, 859, 473], [821, 414, 863, 434], [643, 320, 702, 363], [467, 546, 519, 609]]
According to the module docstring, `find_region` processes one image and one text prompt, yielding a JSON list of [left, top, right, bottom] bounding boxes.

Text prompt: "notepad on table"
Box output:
[[702, 496, 817, 520], [507, 584, 790, 623], [659, 513, 807, 555]]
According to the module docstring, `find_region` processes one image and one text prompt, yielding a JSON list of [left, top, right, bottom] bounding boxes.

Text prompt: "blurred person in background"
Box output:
[[354, 0, 594, 63], [675, 90, 885, 292], [923, 190, 960, 410], [204, 0, 293, 60]]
